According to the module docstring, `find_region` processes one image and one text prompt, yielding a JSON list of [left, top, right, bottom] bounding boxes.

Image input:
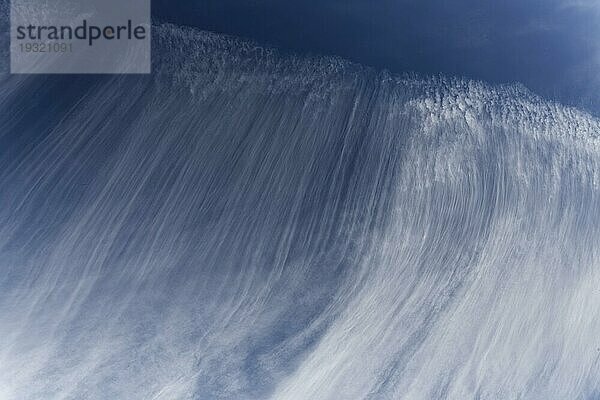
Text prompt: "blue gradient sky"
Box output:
[[153, 0, 600, 115]]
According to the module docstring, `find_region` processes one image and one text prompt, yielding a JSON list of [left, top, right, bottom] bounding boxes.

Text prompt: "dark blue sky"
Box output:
[[154, 0, 599, 115]]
